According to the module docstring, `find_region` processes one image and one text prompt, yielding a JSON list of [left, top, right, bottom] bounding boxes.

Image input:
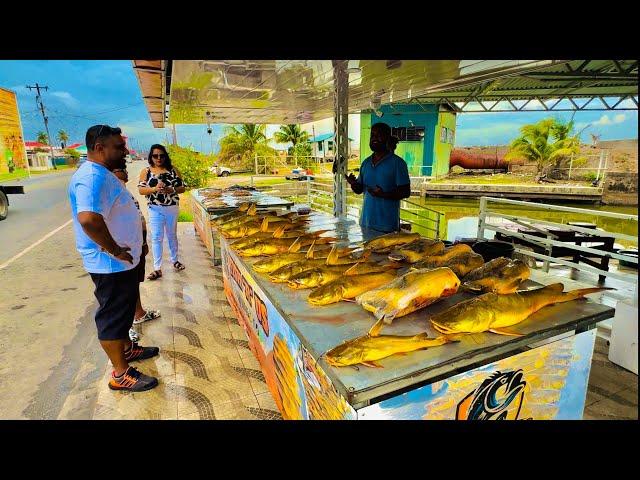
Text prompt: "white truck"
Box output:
[[210, 165, 231, 177]]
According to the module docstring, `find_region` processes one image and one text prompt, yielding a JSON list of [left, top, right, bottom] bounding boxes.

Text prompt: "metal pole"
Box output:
[[596, 150, 605, 181], [306, 176, 311, 204], [332, 60, 348, 217], [254, 152, 258, 175], [477, 196, 487, 240], [568, 153, 573, 180]]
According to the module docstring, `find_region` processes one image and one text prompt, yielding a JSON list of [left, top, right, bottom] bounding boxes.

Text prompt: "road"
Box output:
[[0, 170, 74, 265]]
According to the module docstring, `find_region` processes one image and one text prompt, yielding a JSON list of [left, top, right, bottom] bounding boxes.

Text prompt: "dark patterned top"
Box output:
[[138, 167, 184, 206]]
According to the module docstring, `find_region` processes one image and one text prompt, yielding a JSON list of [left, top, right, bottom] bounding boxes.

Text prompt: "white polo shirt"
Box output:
[[68, 160, 142, 274]]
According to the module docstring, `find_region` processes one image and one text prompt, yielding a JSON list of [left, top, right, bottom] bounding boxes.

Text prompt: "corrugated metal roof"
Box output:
[[133, 60, 637, 127]]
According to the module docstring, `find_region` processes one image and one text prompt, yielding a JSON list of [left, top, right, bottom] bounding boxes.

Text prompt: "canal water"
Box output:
[[400, 198, 638, 248]]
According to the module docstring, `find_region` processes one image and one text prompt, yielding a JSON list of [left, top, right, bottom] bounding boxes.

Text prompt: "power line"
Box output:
[[26, 83, 57, 170]]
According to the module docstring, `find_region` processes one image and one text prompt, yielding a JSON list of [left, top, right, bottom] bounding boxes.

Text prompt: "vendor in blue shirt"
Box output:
[[347, 122, 411, 233]]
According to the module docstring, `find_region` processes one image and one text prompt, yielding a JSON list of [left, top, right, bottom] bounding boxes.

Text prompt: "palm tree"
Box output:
[[505, 118, 581, 179], [273, 124, 310, 147], [217, 124, 271, 169], [57, 130, 69, 148], [36, 131, 49, 145]]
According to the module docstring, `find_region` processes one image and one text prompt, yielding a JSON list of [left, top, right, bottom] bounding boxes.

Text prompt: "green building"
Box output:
[[360, 103, 456, 178]]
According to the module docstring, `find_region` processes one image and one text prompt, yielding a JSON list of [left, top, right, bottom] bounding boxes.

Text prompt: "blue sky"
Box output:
[[0, 60, 636, 153]]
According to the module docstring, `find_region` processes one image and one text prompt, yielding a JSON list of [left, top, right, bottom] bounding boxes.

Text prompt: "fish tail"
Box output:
[[558, 286, 615, 302], [326, 245, 339, 265]]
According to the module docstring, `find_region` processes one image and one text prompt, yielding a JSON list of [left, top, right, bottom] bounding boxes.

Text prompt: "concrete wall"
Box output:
[[603, 172, 638, 205]]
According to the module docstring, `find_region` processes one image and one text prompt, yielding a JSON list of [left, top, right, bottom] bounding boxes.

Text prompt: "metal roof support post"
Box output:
[[332, 60, 348, 217]]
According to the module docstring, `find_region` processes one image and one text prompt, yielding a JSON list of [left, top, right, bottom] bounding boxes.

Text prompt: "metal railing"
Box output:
[[477, 196, 638, 284], [256, 178, 443, 239]]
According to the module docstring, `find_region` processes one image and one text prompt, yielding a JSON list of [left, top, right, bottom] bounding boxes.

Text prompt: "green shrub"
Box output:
[[167, 144, 211, 189], [584, 171, 598, 182]]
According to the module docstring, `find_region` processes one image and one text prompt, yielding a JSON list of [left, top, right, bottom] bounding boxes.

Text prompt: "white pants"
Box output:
[[148, 204, 180, 270]]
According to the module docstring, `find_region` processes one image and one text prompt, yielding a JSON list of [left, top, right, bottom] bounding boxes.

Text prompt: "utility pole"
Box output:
[[171, 123, 178, 145], [26, 83, 57, 170]]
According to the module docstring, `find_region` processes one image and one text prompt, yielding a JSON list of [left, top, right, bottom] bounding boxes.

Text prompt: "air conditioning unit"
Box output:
[[608, 296, 638, 374]]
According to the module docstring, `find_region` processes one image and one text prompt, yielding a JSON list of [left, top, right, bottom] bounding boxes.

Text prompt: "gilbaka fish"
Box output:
[[287, 262, 397, 289], [430, 283, 610, 336], [462, 258, 531, 294], [362, 231, 421, 253], [307, 271, 398, 305], [411, 243, 474, 269], [324, 318, 456, 368], [441, 252, 485, 279], [356, 267, 461, 324], [388, 238, 445, 263]]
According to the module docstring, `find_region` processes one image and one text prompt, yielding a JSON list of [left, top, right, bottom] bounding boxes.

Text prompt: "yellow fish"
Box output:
[[324, 318, 456, 368], [363, 231, 421, 253], [287, 262, 393, 290], [412, 243, 474, 269], [308, 271, 397, 305], [356, 267, 461, 324], [388, 238, 445, 263], [462, 258, 531, 294], [443, 252, 485, 279], [430, 283, 610, 336]]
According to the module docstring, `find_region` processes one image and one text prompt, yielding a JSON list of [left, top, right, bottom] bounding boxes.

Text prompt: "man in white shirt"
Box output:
[[68, 125, 159, 392]]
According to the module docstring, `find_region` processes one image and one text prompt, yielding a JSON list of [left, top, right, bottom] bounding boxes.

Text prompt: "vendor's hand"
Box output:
[[367, 185, 384, 197], [346, 173, 357, 185], [112, 245, 133, 264]]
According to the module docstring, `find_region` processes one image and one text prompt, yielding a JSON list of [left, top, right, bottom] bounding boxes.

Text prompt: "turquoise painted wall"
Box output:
[[359, 104, 441, 176]]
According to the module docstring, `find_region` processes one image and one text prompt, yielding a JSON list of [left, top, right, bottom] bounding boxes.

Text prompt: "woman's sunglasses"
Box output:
[[152, 153, 167, 159]]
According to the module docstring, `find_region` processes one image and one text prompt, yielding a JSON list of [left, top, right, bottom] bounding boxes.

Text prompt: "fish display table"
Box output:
[[190, 188, 294, 262], [216, 210, 615, 420]]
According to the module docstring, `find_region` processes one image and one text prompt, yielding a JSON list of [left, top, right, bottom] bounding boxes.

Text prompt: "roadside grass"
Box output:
[[0, 166, 73, 183], [178, 192, 194, 222]]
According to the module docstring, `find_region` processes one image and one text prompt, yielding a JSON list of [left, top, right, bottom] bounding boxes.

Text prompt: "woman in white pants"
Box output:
[[137, 144, 186, 280]]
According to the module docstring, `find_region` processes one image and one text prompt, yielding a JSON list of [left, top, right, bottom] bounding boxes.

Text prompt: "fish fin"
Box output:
[[461, 282, 483, 293], [342, 298, 356, 303], [326, 245, 339, 265], [272, 224, 286, 238], [288, 237, 302, 253], [343, 262, 360, 275], [306, 240, 317, 259], [260, 217, 269, 232], [368, 318, 386, 337], [489, 327, 525, 337], [361, 360, 384, 368], [382, 310, 398, 325], [247, 203, 257, 215]]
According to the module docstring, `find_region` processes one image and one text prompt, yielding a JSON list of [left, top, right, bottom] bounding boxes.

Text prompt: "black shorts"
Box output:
[[137, 253, 146, 283], [90, 267, 139, 341]]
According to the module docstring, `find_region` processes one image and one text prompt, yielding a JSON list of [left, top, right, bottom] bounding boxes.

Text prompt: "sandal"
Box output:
[[147, 270, 162, 280], [173, 261, 185, 271]]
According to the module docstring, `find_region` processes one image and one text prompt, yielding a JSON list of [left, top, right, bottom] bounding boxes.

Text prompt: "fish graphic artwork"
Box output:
[[455, 369, 532, 420]]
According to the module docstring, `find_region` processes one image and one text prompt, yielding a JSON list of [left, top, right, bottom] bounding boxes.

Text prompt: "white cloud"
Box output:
[[592, 113, 627, 126], [50, 91, 79, 107]]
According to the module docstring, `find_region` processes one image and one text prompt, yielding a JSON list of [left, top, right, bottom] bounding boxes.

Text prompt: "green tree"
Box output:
[[36, 131, 49, 145], [64, 147, 80, 166], [505, 118, 582, 178], [273, 124, 310, 148], [57, 130, 69, 148], [167, 144, 211, 189], [216, 124, 274, 170]]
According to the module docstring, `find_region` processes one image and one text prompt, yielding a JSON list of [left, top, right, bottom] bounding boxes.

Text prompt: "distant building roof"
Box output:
[[25, 141, 49, 148], [67, 143, 82, 149], [310, 133, 355, 142]]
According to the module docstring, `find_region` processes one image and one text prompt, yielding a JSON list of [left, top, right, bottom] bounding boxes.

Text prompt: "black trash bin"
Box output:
[[472, 240, 515, 262]]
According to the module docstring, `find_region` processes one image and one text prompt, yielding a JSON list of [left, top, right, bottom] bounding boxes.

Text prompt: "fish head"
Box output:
[[325, 340, 364, 367], [308, 283, 344, 305], [433, 267, 461, 296]]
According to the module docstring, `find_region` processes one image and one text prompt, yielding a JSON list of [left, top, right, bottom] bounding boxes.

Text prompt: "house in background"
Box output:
[[309, 133, 356, 160]]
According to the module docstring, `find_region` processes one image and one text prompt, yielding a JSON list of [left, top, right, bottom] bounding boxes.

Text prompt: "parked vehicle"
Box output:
[[286, 168, 314, 181], [0, 185, 25, 221], [209, 165, 231, 177]]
